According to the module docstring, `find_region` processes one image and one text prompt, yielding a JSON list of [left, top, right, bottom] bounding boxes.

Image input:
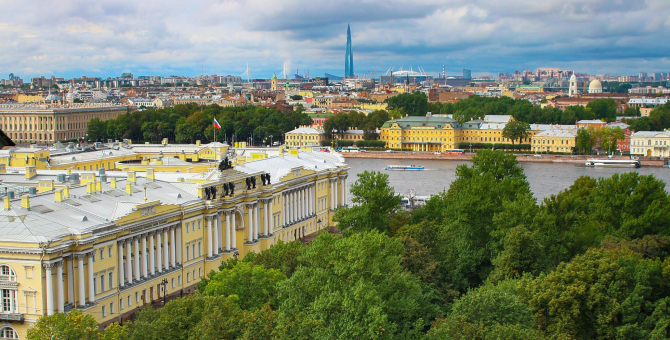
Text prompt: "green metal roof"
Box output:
[[382, 115, 461, 129]]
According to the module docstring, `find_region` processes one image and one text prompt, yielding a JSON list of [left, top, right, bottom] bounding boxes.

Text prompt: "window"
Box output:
[[0, 327, 19, 339], [102, 305, 106, 317], [92, 253, 96, 262], [128, 295, 131, 307], [192, 246, 195, 259], [192, 222, 195, 232], [199, 268, 202, 278], [93, 278, 96, 295], [198, 220, 201, 229], [186, 246, 190, 260], [120, 299, 124, 310], [135, 292, 139, 303], [187, 272, 190, 282], [100, 249, 104, 260], [0, 265, 16, 282], [100, 274, 105, 292], [109, 273, 113, 290], [109, 247, 113, 258], [198, 242, 201, 256], [171, 278, 174, 289], [110, 302, 114, 314], [186, 223, 189, 234], [178, 275, 182, 286], [193, 269, 196, 279]]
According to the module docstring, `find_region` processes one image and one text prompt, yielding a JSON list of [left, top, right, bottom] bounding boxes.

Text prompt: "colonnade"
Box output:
[[282, 184, 316, 227], [43, 252, 94, 315]]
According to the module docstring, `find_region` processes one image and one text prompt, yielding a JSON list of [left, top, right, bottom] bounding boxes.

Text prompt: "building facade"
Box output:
[[0, 149, 348, 338], [531, 127, 578, 153], [630, 131, 670, 157], [0, 104, 127, 144], [285, 127, 326, 148]]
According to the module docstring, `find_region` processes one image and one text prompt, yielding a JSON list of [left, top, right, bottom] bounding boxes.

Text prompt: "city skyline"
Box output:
[[1, 0, 670, 79]]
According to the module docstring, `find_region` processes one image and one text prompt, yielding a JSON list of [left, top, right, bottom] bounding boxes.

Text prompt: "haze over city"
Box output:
[[2, 0, 670, 78]]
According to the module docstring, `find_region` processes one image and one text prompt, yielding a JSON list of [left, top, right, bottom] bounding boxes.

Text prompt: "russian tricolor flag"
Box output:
[[213, 118, 221, 130]]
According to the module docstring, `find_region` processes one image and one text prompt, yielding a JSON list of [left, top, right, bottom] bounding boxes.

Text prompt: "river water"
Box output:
[[344, 158, 670, 203]]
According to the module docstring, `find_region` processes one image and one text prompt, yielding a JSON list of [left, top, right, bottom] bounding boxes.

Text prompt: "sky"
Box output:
[[1, 0, 670, 80]]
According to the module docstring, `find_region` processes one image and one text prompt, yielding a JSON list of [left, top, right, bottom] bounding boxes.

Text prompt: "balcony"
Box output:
[[0, 313, 23, 323]]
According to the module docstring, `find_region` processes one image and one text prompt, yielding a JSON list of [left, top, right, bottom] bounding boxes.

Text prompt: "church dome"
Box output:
[[588, 79, 602, 94]]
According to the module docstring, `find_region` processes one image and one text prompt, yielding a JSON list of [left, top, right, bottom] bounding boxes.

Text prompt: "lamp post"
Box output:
[[269, 135, 273, 147], [469, 143, 472, 154], [160, 278, 168, 306], [317, 218, 322, 231]]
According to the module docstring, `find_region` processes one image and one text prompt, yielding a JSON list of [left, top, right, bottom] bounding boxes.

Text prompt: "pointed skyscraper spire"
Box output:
[[345, 24, 354, 78]]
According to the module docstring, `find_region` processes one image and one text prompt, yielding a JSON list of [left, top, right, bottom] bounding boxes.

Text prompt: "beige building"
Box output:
[[0, 104, 127, 144], [285, 127, 326, 147], [531, 127, 578, 153], [630, 131, 670, 157]]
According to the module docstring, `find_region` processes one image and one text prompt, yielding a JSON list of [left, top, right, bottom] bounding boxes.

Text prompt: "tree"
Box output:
[[87, 117, 108, 142], [333, 170, 401, 236], [203, 262, 286, 310], [576, 128, 592, 154], [586, 98, 618, 122], [385, 91, 428, 116], [597, 126, 625, 154], [275, 231, 440, 340], [27, 309, 100, 340], [501, 120, 530, 147], [290, 94, 302, 100], [389, 107, 405, 119], [623, 106, 641, 117]]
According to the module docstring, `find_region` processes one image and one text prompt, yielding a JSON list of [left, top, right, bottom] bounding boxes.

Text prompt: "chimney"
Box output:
[[110, 178, 117, 189], [125, 183, 133, 195], [0, 163, 6, 174], [21, 196, 30, 210], [55, 189, 64, 202], [3, 197, 9, 211], [146, 168, 155, 181], [25, 166, 37, 179], [96, 181, 103, 193], [87, 182, 95, 194], [196, 140, 201, 146], [127, 171, 137, 183]]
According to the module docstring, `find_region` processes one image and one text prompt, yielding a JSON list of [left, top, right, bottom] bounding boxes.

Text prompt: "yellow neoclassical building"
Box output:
[[531, 127, 578, 153], [0, 148, 348, 338], [630, 131, 670, 157]]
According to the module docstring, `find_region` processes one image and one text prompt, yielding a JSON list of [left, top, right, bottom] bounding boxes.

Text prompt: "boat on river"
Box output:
[[385, 165, 424, 171], [585, 159, 641, 168]]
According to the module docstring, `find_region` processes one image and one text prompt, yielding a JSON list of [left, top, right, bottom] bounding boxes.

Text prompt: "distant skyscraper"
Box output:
[[463, 69, 471, 80], [345, 24, 354, 78]]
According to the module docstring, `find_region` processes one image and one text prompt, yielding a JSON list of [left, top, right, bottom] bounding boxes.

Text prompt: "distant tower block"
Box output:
[[345, 24, 354, 78]]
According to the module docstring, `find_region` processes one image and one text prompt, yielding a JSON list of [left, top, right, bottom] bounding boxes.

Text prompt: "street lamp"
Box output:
[[160, 278, 168, 306], [269, 135, 273, 147], [469, 143, 472, 153]]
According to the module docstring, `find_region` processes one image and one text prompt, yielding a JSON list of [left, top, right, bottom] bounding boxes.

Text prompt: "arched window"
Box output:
[[0, 265, 16, 282], [0, 326, 18, 339]]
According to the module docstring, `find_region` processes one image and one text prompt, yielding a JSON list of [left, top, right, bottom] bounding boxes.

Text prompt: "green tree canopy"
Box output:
[[501, 120, 530, 145]]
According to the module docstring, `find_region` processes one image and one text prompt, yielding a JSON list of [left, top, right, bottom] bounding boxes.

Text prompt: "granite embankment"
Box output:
[[342, 152, 666, 167]]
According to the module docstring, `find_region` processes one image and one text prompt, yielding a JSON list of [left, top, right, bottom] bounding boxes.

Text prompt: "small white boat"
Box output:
[[585, 159, 641, 168], [385, 165, 424, 171]]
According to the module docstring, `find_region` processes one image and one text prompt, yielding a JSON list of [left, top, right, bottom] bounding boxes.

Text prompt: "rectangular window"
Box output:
[[100, 249, 104, 260], [186, 223, 189, 233], [100, 274, 105, 292], [92, 253, 96, 262], [109, 246, 112, 258], [192, 245, 195, 259], [171, 278, 174, 289], [192, 222, 195, 232], [187, 273, 190, 282], [110, 302, 114, 314], [199, 268, 202, 278], [1, 290, 10, 312], [109, 273, 113, 290], [186, 246, 190, 261], [198, 220, 201, 229], [120, 299, 124, 310], [178, 275, 182, 286], [128, 295, 131, 307], [93, 278, 96, 295], [135, 292, 139, 303], [198, 242, 201, 256], [193, 270, 196, 279], [102, 305, 106, 317]]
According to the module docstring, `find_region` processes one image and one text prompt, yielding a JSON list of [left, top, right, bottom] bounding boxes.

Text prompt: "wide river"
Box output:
[[343, 158, 670, 203]]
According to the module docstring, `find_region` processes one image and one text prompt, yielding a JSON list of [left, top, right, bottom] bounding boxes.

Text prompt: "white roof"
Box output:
[[286, 127, 325, 135], [483, 115, 513, 123], [631, 131, 670, 138]]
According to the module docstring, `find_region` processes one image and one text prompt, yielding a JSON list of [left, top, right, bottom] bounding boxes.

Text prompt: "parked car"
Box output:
[[385, 150, 394, 153]]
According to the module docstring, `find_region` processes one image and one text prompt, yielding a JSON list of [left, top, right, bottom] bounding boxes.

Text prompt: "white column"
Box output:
[[218, 212, 223, 253], [77, 255, 85, 307], [231, 209, 237, 248], [336, 179, 340, 207], [269, 198, 274, 233], [134, 237, 140, 281], [141, 235, 148, 278], [225, 212, 231, 251], [283, 194, 287, 226], [44, 263, 54, 315], [87, 253, 95, 303], [176, 227, 182, 265], [247, 205, 253, 242], [149, 232, 156, 275], [212, 217, 219, 254], [343, 178, 347, 206], [125, 239, 132, 284], [255, 203, 260, 239], [56, 262, 64, 312], [300, 189, 304, 219], [118, 243, 125, 287], [67, 257, 74, 305], [264, 201, 269, 235], [331, 180, 335, 209], [292, 191, 296, 222], [207, 217, 213, 257], [170, 227, 176, 267], [163, 229, 169, 267], [156, 231, 162, 272]]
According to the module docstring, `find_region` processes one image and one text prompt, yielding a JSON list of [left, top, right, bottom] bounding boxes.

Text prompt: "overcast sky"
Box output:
[[1, 0, 669, 79]]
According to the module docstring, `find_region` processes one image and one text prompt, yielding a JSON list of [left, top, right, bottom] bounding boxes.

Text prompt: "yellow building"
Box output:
[[630, 131, 670, 157], [17, 95, 45, 104], [0, 149, 348, 337], [531, 127, 578, 153], [0, 104, 127, 144], [380, 116, 463, 151], [285, 127, 326, 148]]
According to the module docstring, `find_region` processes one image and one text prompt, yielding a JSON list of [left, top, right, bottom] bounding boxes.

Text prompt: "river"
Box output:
[[343, 157, 670, 203]]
